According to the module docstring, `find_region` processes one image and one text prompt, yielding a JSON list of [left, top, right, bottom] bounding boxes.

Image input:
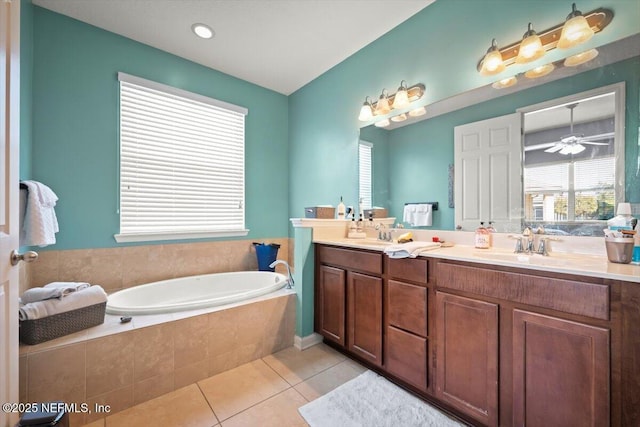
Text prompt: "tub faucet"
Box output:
[[269, 260, 295, 289]]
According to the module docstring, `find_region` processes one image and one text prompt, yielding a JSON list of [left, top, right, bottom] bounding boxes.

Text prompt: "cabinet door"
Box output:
[[318, 265, 346, 346], [348, 272, 383, 366], [386, 326, 428, 391], [436, 292, 499, 427], [513, 310, 609, 427], [387, 280, 427, 337]]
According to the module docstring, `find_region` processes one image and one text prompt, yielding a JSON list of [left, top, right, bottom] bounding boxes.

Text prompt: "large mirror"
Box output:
[[358, 35, 637, 236]]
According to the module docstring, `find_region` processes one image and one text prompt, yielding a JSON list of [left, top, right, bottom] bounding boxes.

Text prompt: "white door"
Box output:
[[454, 113, 523, 233], [1, 1, 21, 426]]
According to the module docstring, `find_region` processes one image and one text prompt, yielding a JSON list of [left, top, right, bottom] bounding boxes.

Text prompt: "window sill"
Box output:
[[114, 229, 249, 243]]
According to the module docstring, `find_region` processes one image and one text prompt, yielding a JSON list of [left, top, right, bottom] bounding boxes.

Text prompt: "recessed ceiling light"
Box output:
[[192, 23, 214, 39]]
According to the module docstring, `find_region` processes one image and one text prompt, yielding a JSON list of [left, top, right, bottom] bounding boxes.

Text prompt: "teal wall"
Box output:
[[384, 57, 640, 227], [289, 0, 640, 222], [28, 6, 289, 250], [19, 0, 33, 180]]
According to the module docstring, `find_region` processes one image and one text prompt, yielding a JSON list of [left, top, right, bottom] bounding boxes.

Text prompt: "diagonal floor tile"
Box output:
[[293, 358, 368, 402], [198, 359, 290, 421], [105, 384, 217, 427], [261, 344, 346, 386], [221, 388, 308, 427]]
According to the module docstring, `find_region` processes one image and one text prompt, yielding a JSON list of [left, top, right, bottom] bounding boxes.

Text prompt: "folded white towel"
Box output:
[[20, 180, 59, 247], [383, 241, 441, 259], [19, 282, 92, 304], [19, 285, 107, 321]]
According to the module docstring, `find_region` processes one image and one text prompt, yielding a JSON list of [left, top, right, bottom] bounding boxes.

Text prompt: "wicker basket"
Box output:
[[304, 206, 336, 219], [19, 302, 106, 345]]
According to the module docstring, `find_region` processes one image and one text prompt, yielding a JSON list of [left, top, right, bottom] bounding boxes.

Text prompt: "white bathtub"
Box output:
[[106, 271, 289, 315]]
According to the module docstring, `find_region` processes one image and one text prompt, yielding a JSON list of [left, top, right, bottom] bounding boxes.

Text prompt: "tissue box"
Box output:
[[364, 208, 388, 218], [304, 206, 335, 219]]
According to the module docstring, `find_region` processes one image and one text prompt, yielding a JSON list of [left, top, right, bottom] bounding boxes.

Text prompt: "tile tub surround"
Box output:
[[20, 238, 291, 294], [19, 293, 296, 427]]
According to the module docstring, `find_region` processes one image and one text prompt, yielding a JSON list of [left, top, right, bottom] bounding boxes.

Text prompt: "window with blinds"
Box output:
[[115, 73, 248, 243], [359, 141, 373, 210]]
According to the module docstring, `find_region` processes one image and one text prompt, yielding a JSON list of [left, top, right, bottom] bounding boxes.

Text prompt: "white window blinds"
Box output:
[[116, 73, 248, 243], [359, 142, 373, 210]]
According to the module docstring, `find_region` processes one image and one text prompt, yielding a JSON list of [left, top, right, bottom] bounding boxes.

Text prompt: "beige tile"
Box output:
[[86, 333, 134, 398], [81, 419, 104, 427], [262, 295, 296, 355], [262, 344, 346, 386], [23, 329, 89, 354], [198, 359, 290, 421], [19, 355, 27, 402], [84, 385, 134, 424], [133, 372, 174, 405], [85, 314, 134, 340], [209, 350, 240, 377], [106, 384, 217, 427], [293, 359, 367, 402], [121, 245, 176, 288], [133, 323, 174, 382], [29, 250, 59, 288], [27, 342, 86, 404], [57, 248, 124, 291], [174, 315, 209, 367], [221, 388, 308, 427], [175, 359, 210, 390], [208, 308, 239, 363]]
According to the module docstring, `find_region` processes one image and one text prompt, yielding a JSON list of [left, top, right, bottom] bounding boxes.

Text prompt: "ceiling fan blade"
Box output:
[[580, 132, 615, 142], [581, 141, 609, 146], [544, 144, 564, 153], [524, 142, 557, 152]]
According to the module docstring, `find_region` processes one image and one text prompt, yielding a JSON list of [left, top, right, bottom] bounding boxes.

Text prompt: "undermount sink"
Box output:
[[473, 251, 605, 268]]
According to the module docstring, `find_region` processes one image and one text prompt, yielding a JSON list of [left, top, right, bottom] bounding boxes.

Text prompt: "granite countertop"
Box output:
[[314, 238, 640, 284]]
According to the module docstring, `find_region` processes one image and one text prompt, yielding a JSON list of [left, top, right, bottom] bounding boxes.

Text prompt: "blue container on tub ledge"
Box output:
[[253, 242, 281, 271]]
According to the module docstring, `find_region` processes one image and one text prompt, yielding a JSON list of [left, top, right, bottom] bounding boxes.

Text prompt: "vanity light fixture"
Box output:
[[524, 63, 555, 79], [408, 106, 426, 117], [564, 48, 599, 66], [390, 113, 407, 122], [191, 23, 214, 39], [477, 4, 611, 76], [358, 82, 425, 121], [515, 23, 545, 64], [492, 76, 517, 89], [557, 3, 595, 49], [374, 119, 390, 128]]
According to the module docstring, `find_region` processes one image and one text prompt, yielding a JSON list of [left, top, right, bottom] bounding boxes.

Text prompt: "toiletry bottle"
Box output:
[[475, 222, 491, 249], [349, 217, 357, 234], [337, 197, 346, 219], [357, 213, 364, 232]]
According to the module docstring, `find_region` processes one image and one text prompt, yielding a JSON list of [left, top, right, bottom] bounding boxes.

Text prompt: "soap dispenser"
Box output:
[[475, 222, 491, 249], [336, 196, 346, 219]]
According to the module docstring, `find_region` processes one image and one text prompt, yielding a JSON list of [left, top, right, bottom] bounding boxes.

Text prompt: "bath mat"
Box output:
[[298, 370, 465, 427]]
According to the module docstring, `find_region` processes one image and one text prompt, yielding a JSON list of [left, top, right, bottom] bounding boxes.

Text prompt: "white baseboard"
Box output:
[[294, 333, 323, 350]]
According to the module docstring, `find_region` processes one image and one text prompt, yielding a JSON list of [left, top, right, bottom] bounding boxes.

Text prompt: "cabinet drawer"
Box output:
[[387, 280, 427, 337], [387, 257, 428, 284], [317, 245, 382, 275], [436, 262, 610, 320], [386, 326, 428, 391]]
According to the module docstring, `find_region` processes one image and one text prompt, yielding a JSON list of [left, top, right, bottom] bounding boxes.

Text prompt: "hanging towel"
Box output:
[[18, 285, 107, 321], [403, 204, 416, 224], [20, 180, 59, 247], [411, 203, 433, 226], [383, 241, 441, 259]]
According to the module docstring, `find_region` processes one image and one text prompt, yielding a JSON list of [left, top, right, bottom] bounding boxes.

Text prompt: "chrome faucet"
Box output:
[[269, 260, 295, 289], [522, 226, 534, 253]]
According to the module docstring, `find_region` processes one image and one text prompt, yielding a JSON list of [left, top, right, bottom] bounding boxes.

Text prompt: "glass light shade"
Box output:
[[564, 48, 598, 67], [515, 25, 545, 64], [408, 106, 426, 117], [392, 87, 409, 109], [358, 101, 373, 121], [558, 15, 594, 49], [524, 63, 555, 79], [559, 143, 585, 155], [374, 119, 390, 128], [491, 76, 517, 89], [390, 113, 407, 122], [376, 94, 391, 115], [479, 40, 505, 76]]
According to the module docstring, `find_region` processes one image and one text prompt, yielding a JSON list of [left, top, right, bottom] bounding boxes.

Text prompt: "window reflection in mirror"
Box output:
[[522, 84, 624, 236]]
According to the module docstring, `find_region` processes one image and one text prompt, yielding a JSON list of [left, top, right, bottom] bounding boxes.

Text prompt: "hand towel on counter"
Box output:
[[19, 282, 91, 304], [20, 180, 59, 247], [19, 285, 107, 321], [383, 241, 441, 259]]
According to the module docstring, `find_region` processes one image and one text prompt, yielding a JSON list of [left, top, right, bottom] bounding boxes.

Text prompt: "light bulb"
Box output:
[[479, 39, 505, 76], [358, 97, 373, 121], [375, 90, 391, 115], [392, 81, 409, 109], [558, 3, 594, 49], [516, 24, 545, 64]]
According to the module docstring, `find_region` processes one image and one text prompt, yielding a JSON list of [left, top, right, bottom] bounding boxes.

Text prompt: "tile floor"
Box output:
[[81, 343, 367, 427]]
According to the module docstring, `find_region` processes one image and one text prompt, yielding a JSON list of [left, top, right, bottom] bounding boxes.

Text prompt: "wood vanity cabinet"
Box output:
[[315, 245, 383, 366], [436, 260, 612, 427]]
